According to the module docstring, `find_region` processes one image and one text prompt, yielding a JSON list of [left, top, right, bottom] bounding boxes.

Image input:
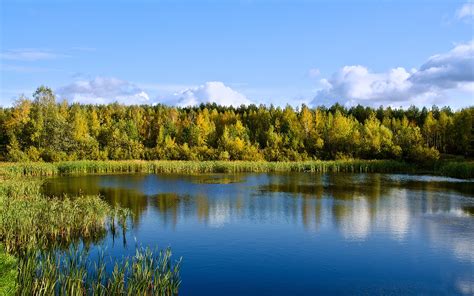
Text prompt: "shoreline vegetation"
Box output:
[[1, 159, 473, 180], [0, 167, 182, 295]]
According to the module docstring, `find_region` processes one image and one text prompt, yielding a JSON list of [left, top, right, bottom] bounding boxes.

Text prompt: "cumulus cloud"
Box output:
[[311, 40, 474, 107], [162, 81, 252, 107], [411, 40, 474, 87], [57, 77, 150, 105], [457, 2, 474, 20], [0, 49, 66, 61]]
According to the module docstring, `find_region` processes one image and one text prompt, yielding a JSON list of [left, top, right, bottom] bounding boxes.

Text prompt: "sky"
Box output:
[[0, 0, 473, 108]]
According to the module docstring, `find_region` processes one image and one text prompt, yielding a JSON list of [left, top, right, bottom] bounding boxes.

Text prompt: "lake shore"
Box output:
[[0, 168, 181, 294], [1, 159, 473, 179]]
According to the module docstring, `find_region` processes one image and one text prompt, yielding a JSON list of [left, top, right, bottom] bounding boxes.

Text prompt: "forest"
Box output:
[[0, 86, 472, 163]]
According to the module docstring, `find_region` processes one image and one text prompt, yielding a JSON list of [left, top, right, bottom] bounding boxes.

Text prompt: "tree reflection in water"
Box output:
[[43, 172, 474, 291]]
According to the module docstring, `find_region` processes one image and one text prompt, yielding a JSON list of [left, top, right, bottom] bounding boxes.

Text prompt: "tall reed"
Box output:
[[0, 160, 420, 177], [0, 187, 112, 253], [0, 174, 182, 295], [435, 161, 474, 179], [16, 245, 182, 296], [4, 159, 470, 179]]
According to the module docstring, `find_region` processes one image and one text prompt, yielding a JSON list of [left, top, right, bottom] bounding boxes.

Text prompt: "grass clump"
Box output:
[[0, 179, 112, 254], [1, 194, 111, 253], [17, 246, 182, 296]]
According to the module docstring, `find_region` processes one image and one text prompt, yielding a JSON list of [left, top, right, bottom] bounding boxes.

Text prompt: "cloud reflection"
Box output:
[[43, 173, 474, 266]]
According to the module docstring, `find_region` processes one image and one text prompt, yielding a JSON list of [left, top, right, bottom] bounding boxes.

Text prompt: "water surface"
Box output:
[[44, 173, 474, 295]]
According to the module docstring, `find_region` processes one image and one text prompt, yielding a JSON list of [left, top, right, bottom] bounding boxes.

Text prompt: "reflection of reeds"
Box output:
[[17, 246, 182, 295], [0, 176, 182, 295]]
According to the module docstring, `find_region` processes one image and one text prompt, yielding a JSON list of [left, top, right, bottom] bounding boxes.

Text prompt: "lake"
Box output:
[[43, 173, 474, 295]]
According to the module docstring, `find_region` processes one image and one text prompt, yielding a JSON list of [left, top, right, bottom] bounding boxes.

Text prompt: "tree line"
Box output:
[[0, 86, 472, 162]]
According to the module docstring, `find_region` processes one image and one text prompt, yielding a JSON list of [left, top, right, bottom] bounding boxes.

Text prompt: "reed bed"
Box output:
[[0, 160, 418, 177], [0, 248, 16, 295], [0, 179, 43, 198], [3, 159, 471, 179], [0, 174, 182, 295], [16, 246, 182, 296], [435, 161, 474, 179], [0, 179, 115, 253], [0, 195, 111, 254]]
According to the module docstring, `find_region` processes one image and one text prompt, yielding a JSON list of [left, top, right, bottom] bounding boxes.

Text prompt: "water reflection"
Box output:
[[43, 173, 474, 240], [44, 175, 148, 225], [43, 172, 474, 295]]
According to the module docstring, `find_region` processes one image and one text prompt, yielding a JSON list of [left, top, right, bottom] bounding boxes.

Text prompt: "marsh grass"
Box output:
[[436, 161, 474, 179], [0, 174, 182, 295], [0, 180, 112, 253], [1, 160, 416, 177], [16, 246, 182, 296], [0, 247, 17, 295], [3, 159, 470, 179]]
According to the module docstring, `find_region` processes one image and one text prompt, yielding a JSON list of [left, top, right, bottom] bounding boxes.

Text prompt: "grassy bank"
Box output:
[[0, 173, 182, 295], [434, 161, 474, 179], [1, 159, 473, 179]]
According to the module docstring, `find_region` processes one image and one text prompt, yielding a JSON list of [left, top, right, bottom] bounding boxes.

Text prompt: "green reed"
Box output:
[[0, 174, 181, 295], [0, 247, 17, 295], [0, 189, 113, 253], [16, 245, 181, 296], [0, 159, 420, 177], [435, 161, 474, 179], [4, 159, 471, 179]]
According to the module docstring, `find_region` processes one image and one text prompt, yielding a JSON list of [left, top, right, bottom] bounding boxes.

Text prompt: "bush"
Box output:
[[409, 145, 440, 163]]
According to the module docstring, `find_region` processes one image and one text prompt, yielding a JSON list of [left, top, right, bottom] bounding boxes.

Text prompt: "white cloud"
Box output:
[[56, 79, 250, 106], [457, 2, 474, 20], [137, 83, 196, 94], [311, 40, 474, 107], [338, 197, 371, 241], [0, 49, 66, 61], [57, 77, 150, 105], [411, 40, 474, 88], [162, 81, 252, 107]]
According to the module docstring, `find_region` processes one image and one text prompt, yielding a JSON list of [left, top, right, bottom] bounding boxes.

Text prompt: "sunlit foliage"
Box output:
[[1, 86, 472, 163]]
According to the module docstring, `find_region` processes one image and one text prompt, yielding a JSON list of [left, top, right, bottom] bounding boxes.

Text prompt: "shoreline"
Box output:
[[1, 160, 472, 179]]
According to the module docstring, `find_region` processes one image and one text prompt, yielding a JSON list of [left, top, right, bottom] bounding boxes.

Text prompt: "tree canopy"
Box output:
[[1, 86, 472, 162]]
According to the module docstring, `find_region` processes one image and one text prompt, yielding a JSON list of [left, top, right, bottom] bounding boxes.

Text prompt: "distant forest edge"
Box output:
[[0, 86, 473, 164]]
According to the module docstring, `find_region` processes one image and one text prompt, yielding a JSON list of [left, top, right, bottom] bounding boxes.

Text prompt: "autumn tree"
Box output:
[[0, 86, 471, 162]]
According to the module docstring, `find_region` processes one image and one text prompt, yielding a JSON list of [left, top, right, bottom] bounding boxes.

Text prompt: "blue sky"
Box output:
[[1, 0, 473, 108]]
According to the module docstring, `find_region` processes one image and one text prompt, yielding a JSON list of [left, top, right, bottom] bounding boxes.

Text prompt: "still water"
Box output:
[[44, 173, 474, 295]]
